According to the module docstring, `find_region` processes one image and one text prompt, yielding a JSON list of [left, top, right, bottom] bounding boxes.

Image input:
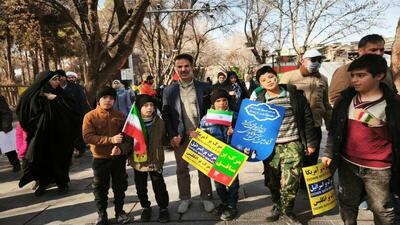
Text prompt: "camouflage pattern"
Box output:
[[263, 141, 303, 213]]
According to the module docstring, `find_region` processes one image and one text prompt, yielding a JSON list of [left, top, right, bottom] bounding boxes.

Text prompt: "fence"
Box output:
[[0, 85, 28, 107]]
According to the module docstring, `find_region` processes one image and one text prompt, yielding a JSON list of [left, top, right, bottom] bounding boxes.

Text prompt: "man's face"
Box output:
[[350, 69, 383, 93], [259, 73, 279, 91], [218, 75, 226, 84], [112, 81, 120, 89], [67, 76, 77, 83], [99, 96, 115, 110], [59, 76, 67, 86], [174, 59, 193, 82], [358, 42, 385, 56]]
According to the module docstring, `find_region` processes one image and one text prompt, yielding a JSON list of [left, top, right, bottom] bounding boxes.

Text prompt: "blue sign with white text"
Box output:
[[231, 99, 285, 162]]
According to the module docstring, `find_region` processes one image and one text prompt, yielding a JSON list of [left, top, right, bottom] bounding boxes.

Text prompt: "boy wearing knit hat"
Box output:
[[190, 89, 239, 221], [82, 86, 132, 225], [130, 94, 170, 223]]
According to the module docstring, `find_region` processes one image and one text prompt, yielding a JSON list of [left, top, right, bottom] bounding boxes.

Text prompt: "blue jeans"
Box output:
[[215, 177, 239, 208]]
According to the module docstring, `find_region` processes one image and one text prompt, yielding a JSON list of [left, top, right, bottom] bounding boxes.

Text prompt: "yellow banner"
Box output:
[[302, 163, 337, 215]]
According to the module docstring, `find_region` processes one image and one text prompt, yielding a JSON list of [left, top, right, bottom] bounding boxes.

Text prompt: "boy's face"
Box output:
[[99, 96, 115, 110], [259, 73, 279, 91], [141, 102, 154, 118], [214, 98, 229, 111], [350, 69, 384, 93], [218, 75, 226, 83]]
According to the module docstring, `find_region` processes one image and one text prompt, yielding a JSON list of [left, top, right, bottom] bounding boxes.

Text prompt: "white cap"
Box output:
[[302, 49, 322, 59], [66, 71, 78, 78]]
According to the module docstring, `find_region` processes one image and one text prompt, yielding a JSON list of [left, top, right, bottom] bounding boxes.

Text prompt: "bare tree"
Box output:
[[392, 18, 400, 90], [35, 0, 151, 102], [272, 0, 389, 55]]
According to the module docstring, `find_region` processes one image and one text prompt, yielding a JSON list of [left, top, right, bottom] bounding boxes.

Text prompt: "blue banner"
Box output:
[[231, 99, 285, 161]]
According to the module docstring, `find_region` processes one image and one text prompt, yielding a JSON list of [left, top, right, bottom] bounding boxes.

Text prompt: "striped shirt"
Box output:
[[250, 88, 299, 143]]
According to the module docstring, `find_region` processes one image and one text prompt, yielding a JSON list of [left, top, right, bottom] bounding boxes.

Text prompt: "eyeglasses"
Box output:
[[310, 57, 322, 63]]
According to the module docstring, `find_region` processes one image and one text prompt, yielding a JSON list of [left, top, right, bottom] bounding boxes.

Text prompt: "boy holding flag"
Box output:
[[123, 94, 170, 223], [82, 87, 132, 225], [190, 89, 239, 221]]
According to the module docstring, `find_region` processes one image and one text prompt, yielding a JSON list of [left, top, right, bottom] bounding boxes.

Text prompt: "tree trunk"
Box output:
[[31, 49, 39, 77], [5, 27, 14, 81], [392, 18, 400, 90], [24, 51, 31, 83]]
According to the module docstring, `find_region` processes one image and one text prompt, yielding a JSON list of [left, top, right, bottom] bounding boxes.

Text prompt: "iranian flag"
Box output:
[[122, 105, 148, 155], [206, 109, 233, 126]]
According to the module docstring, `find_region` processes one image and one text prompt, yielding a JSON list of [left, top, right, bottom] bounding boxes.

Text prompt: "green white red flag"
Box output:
[[122, 105, 148, 155], [206, 109, 233, 126]]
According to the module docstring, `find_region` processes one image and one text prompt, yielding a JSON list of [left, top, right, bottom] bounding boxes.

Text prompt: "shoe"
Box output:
[[280, 212, 301, 225], [158, 208, 170, 223], [212, 203, 227, 216], [13, 164, 21, 172], [220, 206, 238, 221], [34, 185, 47, 196], [177, 199, 192, 214], [58, 185, 69, 195], [202, 199, 215, 212], [95, 216, 108, 225], [266, 205, 280, 222], [359, 200, 369, 210], [116, 211, 131, 224], [140, 207, 152, 222]]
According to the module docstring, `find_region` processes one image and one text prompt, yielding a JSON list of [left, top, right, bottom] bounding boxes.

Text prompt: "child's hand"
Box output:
[[111, 133, 123, 144], [305, 147, 315, 156], [227, 126, 234, 136], [170, 135, 182, 148], [111, 146, 121, 156], [321, 157, 332, 166], [190, 131, 199, 138]]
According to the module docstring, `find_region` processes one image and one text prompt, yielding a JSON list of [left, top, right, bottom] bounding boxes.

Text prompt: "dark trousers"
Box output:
[[134, 169, 169, 209], [5, 150, 20, 167], [92, 156, 128, 218], [215, 177, 239, 208], [338, 160, 395, 225]]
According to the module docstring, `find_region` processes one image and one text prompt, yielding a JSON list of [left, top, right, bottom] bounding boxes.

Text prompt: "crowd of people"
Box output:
[[0, 33, 399, 225]]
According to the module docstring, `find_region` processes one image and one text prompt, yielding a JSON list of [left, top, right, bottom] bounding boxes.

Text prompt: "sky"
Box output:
[[97, 0, 400, 44]]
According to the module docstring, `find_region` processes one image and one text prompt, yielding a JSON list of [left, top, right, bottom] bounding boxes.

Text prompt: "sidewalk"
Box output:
[[0, 149, 374, 225]]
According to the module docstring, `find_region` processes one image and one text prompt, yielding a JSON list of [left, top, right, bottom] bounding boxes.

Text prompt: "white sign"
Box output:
[[121, 68, 134, 80], [0, 129, 16, 154]]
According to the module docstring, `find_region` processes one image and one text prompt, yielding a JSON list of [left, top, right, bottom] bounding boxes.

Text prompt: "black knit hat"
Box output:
[[135, 94, 155, 110], [97, 86, 117, 100], [210, 89, 230, 105], [54, 69, 67, 77]]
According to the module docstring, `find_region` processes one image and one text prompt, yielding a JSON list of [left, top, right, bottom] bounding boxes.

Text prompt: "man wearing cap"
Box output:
[[66, 71, 79, 84], [280, 49, 332, 182], [329, 34, 396, 105]]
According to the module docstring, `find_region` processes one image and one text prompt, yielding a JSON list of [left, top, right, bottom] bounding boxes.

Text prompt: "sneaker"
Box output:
[[158, 208, 170, 223], [95, 216, 108, 225], [212, 203, 227, 216], [177, 199, 192, 214], [140, 207, 152, 222], [202, 199, 215, 212], [116, 211, 131, 224], [280, 212, 301, 225], [220, 206, 238, 221], [359, 200, 369, 210], [34, 185, 47, 196], [266, 205, 280, 222]]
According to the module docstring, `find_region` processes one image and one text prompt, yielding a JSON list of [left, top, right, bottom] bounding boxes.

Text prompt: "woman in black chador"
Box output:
[[17, 71, 82, 196]]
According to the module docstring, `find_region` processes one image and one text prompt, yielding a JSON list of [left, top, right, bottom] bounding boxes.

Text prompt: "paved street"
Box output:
[[0, 144, 375, 225]]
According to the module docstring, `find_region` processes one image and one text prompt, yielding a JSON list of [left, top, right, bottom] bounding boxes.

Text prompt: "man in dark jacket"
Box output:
[[162, 53, 214, 214], [0, 95, 20, 172], [55, 69, 90, 158], [321, 55, 399, 225]]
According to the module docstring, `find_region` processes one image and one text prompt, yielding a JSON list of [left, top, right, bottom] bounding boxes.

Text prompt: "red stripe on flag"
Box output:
[[206, 119, 231, 127], [123, 122, 147, 154], [208, 168, 233, 186]]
